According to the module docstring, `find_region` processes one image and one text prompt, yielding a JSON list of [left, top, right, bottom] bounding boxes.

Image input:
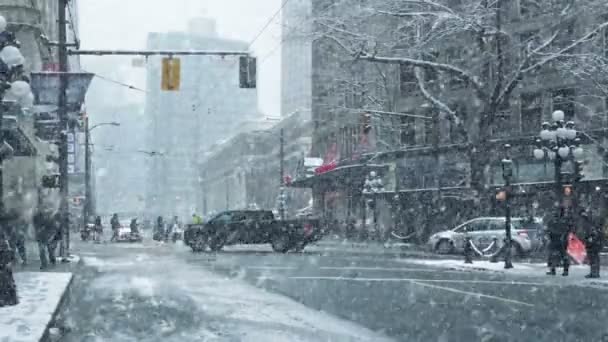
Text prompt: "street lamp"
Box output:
[[501, 144, 514, 269], [362, 170, 384, 240], [0, 14, 33, 308], [533, 110, 585, 209], [84, 120, 120, 227]]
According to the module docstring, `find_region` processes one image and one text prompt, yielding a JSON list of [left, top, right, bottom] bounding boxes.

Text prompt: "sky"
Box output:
[[78, 0, 282, 115]]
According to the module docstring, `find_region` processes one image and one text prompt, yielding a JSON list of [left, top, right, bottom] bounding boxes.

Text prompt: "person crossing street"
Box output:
[[546, 207, 571, 276]]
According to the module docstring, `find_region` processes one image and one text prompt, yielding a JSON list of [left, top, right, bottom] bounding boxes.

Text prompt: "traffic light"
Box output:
[[563, 185, 573, 197], [41, 174, 60, 188], [161, 57, 181, 91], [239, 56, 257, 89], [496, 190, 507, 201], [574, 161, 584, 182], [362, 113, 372, 134]]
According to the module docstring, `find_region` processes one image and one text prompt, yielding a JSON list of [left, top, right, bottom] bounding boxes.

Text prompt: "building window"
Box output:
[[400, 116, 416, 146], [519, 0, 541, 19], [400, 65, 417, 96], [521, 92, 542, 134], [552, 88, 575, 120], [603, 26, 608, 58], [424, 116, 435, 145]]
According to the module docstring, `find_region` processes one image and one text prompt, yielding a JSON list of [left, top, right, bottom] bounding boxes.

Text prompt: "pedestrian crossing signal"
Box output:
[[161, 57, 181, 91]]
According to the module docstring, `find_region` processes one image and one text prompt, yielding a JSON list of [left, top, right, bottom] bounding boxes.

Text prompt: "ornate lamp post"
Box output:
[[533, 110, 585, 209], [363, 171, 384, 239]]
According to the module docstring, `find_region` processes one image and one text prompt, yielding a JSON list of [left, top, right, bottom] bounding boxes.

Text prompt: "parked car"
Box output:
[[427, 217, 544, 257], [184, 210, 323, 253]]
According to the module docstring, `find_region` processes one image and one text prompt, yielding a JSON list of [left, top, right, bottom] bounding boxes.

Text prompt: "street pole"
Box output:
[[279, 128, 285, 220], [83, 116, 90, 228], [58, 0, 70, 259], [503, 144, 514, 269]]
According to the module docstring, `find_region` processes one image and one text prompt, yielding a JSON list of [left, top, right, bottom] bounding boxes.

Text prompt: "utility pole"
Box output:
[[58, 0, 70, 259], [83, 115, 90, 228], [279, 128, 285, 220]]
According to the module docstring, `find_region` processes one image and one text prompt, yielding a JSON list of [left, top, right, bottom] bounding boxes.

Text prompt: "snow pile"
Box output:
[[0, 272, 72, 342]]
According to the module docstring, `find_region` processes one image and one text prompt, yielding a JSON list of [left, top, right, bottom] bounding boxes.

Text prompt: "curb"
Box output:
[[40, 255, 82, 342], [39, 274, 74, 342]]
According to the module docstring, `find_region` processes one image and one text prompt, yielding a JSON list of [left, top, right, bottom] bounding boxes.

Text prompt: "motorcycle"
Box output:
[[171, 224, 183, 243], [80, 223, 95, 241]]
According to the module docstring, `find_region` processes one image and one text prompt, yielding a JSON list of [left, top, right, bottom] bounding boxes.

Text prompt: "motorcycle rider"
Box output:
[[94, 216, 103, 243], [154, 216, 164, 241], [130, 218, 139, 234], [110, 213, 120, 242]]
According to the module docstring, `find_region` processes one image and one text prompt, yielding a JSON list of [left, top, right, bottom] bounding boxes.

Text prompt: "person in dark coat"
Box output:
[[110, 213, 120, 242], [580, 209, 603, 278], [33, 209, 57, 270], [94, 215, 103, 242], [4, 210, 26, 265], [130, 218, 139, 234], [546, 207, 571, 276]]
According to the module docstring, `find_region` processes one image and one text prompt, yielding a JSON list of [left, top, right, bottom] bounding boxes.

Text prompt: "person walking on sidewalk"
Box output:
[[546, 207, 571, 276], [580, 209, 603, 279], [33, 209, 57, 270], [4, 210, 26, 265]]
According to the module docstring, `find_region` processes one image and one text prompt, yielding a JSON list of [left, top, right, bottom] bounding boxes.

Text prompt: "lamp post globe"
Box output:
[[0, 15, 7, 32], [572, 147, 584, 161], [552, 110, 565, 122], [9, 80, 30, 98], [558, 146, 570, 159], [533, 148, 545, 160], [0, 46, 24, 66]]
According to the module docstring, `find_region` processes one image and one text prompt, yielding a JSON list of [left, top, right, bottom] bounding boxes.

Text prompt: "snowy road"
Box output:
[[61, 239, 608, 342], [59, 241, 393, 342]]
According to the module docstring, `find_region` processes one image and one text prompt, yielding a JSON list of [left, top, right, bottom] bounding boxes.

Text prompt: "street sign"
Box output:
[[161, 57, 181, 91], [68, 164, 75, 174], [239, 56, 257, 88]]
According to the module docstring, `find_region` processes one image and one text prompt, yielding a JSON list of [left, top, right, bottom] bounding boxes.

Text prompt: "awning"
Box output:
[[289, 163, 389, 189]]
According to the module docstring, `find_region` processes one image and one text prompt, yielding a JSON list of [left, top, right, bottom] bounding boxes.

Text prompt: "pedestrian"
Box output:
[[52, 212, 67, 263], [154, 216, 164, 241], [110, 213, 120, 242], [4, 210, 26, 265], [546, 207, 570, 276], [33, 209, 57, 270], [130, 218, 139, 234], [581, 209, 603, 278], [94, 215, 103, 243]]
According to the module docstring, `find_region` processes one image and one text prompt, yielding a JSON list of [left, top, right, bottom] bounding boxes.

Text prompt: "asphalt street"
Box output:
[[57, 237, 608, 342]]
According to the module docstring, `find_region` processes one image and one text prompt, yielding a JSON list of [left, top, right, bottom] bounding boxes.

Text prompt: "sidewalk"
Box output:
[[0, 272, 73, 342], [400, 258, 608, 288], [0, 241, 80, 342]]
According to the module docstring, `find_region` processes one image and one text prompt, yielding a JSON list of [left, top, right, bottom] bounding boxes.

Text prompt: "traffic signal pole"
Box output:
[[58, 0, 70, 259]]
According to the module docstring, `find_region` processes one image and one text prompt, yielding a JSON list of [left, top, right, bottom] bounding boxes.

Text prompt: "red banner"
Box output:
[[567, 233, 587, 265]]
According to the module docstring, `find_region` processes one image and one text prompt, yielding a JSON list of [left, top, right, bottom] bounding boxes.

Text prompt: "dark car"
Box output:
[[184, 210, 322, 253]]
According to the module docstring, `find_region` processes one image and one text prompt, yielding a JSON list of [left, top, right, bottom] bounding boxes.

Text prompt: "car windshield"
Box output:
[[4, 1, 608, 341]]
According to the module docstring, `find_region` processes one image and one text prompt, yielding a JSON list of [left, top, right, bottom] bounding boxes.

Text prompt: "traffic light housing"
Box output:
[[41, 174, 60, 188], [362, 113, 372, 134], [574, 161, 584, 182], [239, 56, 257, 89], [161, 57, 181, 91], [563, 185, 573, 197]]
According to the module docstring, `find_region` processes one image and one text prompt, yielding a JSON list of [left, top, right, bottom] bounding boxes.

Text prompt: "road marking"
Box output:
[[409, 281, 534, 307], [246, 266, 297, 270], [287, 276, 556, 287], [319, 266, 464, 273]]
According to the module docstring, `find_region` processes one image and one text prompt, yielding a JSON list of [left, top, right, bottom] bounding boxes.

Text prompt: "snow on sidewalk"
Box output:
[[82, 255, 394, 341], [0, 272, 73, 342], [401, 258, 608, 286]]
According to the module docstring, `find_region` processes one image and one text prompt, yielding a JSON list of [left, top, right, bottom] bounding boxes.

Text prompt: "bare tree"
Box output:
[[310, 0, 608, 191]]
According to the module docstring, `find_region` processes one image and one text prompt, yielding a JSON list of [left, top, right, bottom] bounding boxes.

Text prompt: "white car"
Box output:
[[428, 217, 544, 257]]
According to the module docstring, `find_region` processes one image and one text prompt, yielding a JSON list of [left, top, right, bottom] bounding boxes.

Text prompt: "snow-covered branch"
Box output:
[[413, 66, 460, 125]]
